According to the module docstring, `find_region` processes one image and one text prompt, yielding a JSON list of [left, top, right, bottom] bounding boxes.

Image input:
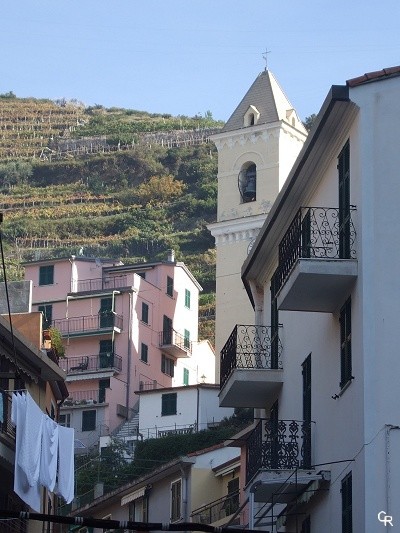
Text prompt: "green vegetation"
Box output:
[[0, 96, 221, 342]]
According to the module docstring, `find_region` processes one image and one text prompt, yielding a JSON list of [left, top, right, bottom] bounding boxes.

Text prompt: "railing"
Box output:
[[53, 312, 123, 335], [246, 419, 312, 483], [59, 353, 122, 373], [276, 206, 356, 293], [71, 275, 128, 293], [63, 389, 103, 405], [220, 325, 282, 390], [191, 490, 240, 524], [159, 329, 191, 353], [157, 424, 196, 438], [0, 390, 15, 440]]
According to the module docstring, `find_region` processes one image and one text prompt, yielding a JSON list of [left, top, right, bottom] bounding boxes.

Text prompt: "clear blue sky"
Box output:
[[2, 1, 399, 122]]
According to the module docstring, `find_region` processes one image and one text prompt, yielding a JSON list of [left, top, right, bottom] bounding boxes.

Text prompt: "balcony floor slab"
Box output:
[[277, 259, 357, 312], [219, 369, 283, 408]]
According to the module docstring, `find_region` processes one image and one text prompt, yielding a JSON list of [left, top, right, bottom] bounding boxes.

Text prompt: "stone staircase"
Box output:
[[112, 411, 140, 440]]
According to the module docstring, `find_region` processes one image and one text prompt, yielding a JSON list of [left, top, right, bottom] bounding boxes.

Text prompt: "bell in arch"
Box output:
[[243, 165, 256, 201]]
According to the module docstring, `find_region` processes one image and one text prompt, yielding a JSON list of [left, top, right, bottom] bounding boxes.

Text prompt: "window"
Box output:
[[99, 378, 110, 403], [338, 140, 351, 259], [170, 479, 182, 522], [140, 343, 148, 363], [39, 265, 54, 286], [38, 304, 52, 329], [301, 516, 311, 533], [270, 272, 280, 368], [183, 367, 189, 386], [238, 163, 256, 203], [129, 497, 148, 523], [340, 297, 352, 389], [225, 477, 239, 516], [161, 354, 174, 377], [142, 302, 149, 324], [59, 413, 71, 427], [167, 276, 174, 297], [99, 339, 114, 368], [341, 472, 352, 533], [184, 329, 190, 350], [162, 392, 177, 416], [99, 297, 113, 328], [82, 410, 96, 431], [184, 289, 191, 309]]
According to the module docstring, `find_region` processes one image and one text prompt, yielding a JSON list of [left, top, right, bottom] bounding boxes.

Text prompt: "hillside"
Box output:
[[0, 95, 222, 342]]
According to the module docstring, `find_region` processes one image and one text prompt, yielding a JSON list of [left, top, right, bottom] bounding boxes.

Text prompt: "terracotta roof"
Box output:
[[347, 66, 400, 87]]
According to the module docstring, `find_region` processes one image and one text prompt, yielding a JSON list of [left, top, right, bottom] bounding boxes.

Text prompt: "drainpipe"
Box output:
[[385, 424, 400, 516], [126, 291, 132, 415], [180, 465, 189, 523]]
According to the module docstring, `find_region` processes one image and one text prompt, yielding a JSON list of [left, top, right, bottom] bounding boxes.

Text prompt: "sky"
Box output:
[[1, 1, 400, 123]]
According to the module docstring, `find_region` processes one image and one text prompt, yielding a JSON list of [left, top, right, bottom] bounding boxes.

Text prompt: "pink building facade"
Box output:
[[24, 253, 215, 449]]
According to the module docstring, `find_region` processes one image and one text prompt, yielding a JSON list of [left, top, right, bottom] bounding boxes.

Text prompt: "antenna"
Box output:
[[262, 47, 271, 71]]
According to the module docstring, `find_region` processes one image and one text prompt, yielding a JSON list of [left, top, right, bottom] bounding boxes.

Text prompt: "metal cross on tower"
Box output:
[[262, 48, 271, 70]]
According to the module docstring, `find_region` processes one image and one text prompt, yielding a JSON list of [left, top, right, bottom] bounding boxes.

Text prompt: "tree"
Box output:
[[304, 114, 317, 132], [0, 161, 33, 189]]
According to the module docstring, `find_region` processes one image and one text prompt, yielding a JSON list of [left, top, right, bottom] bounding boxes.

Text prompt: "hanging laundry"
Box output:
[[56, 425, 75, 503], [11, 392, 41, 512], [18, 392, 44, 487], [39, 415, 59, 492]]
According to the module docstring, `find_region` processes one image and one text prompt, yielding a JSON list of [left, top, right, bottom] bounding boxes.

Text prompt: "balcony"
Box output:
[[59, 353, 122, 376], [159, 329, 191, 358], [70, 275, 128, 293], [0, 391, 15, 441], [62, 389, 106, 406], [219, 325, 283, 408], [191, 490, 240, 525], [53, 312, 123, 337], [246, 419, 313, 484], [276, 206, 357, 312]]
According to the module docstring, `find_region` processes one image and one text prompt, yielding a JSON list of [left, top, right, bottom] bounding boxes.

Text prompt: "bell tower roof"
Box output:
[[221, 70, 307, 134]]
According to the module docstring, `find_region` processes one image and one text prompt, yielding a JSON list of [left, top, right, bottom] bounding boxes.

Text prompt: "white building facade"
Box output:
[[219, 66, 400, 532]]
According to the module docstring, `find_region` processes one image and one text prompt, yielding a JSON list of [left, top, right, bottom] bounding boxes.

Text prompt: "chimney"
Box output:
[[167, 249, 175, 262]]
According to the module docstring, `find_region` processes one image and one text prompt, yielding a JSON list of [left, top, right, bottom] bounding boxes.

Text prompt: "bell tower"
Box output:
[[209, 70, 307, 377]]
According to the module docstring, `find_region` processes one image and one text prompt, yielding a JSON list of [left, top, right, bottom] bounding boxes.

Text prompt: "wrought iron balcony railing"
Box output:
[[71, 275, 128, 293], [220, 325, 282, 390], [191, 490, 240, 524], [276, 206, 356, 294], [53, 312, 123, 336], [246, 419, 312, 483], [159, 329, 191, 353], [0, 390, 15, 440], [59, 353, 122, 374], [63, 389, 105, 405]]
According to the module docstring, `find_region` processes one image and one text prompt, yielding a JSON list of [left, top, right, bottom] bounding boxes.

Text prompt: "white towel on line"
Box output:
[[56, 424, 75, 503], [18, 391, 44, 487], [40, 415, 59, 492]]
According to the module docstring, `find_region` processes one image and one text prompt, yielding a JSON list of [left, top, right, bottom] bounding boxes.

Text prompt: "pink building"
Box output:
[[23, 252, 215, 449]]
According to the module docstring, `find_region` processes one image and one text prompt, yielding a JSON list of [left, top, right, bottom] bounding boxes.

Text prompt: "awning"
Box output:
[[66, 370, 113, 382], [121, 487, 146, 506]]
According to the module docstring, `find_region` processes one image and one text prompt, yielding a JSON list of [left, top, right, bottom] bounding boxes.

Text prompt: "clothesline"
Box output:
[[0, 509, 258, 533]]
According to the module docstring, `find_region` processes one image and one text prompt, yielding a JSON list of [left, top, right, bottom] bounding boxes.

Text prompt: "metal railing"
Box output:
[[59, 353, 122, 373], [159, 329, 191, 353], [71, 275, 128, 293], [53, 312, 123, 335], [191, 490, 240, 525], [63, 389, 103, 405], [246, 419, 313, 483], [220, 325, 282, 390], [276, 206, 356, 294], [0, 390, 15, 440]]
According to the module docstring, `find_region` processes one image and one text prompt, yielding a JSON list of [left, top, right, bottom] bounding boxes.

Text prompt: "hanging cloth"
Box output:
[[56, 425, 75, 503], [18, 391, 44, 487], [39, 415, 59, 492]]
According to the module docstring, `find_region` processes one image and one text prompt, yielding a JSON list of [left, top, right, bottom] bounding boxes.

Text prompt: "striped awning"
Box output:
[[121, 487, 146, 506]]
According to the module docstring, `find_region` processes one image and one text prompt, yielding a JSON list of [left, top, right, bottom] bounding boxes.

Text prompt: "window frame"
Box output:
[[167, 276, 174, 297], [162, 392, 177, 416], [184, 329, 190, 350], [183, 367, 189, 386], [161, 354, 175, 377], [141, 302, 149, 324], [170, 478, 182, 522], [184, 289, 191, 309], [340, 297, 352, 389], [38, 304, 53, 329], [39, 265, 54, 286], [341, 472, 352, 533], [81, 409, 96, 431], [140, 342, 148, 363]]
